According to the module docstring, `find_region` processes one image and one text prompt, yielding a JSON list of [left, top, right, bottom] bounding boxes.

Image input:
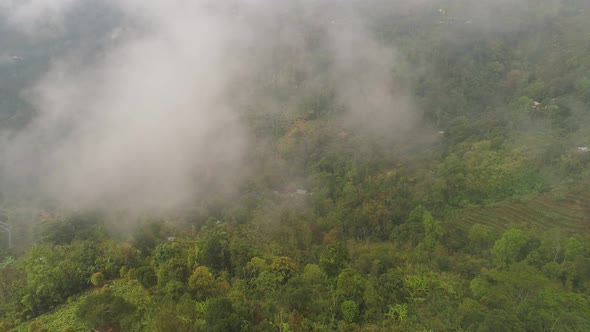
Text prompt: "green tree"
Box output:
[[38, 213, 105, 245], [363, 276, 383, 322], [188, 266, 218, 301], [564, 237, 585, 261], [152, 295, 197, 332], [422, 211, 443, 250], [200, 230, 232, 273], [151, 309, 193, 332], [335, 268, 365, 307], [204, 298, 242, 332], [135, 266, 157, 289], [157, 258, 189, 289], [76, 293, 136, 332], [522, 80, 546, 101], [320, 241, 349, 278], [467, 224, 499, 255], [390, 205, 427, 245], [341, 300, 359, 323], [492, 229, 528, 267], [270, 256, 298, 285], [470, 263, 590, 331], [282, 264, 331, 320], [22, 241, 100, 315]]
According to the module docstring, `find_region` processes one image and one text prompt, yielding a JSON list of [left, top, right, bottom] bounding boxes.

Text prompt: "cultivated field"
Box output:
[[449, 185, 590, 235]]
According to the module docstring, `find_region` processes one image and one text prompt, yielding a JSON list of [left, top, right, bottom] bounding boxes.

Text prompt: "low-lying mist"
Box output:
[[0, 0, 418, 213]]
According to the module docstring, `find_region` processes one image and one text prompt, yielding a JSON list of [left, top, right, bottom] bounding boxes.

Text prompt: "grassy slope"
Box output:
[[447, 182, 590, 235], [14, 280, 152, 332]]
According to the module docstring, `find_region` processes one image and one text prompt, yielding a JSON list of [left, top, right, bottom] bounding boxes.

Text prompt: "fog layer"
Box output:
[[0, 0, 415, 211]]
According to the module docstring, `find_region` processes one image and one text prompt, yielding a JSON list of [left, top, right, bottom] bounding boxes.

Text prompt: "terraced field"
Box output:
[[448, 186, 590, 235]]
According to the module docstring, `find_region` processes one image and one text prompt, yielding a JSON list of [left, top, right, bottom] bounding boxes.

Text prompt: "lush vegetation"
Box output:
[[2, 0, 590, 331]]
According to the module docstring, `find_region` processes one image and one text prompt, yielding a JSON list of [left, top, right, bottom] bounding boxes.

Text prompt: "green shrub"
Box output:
[[135, 266, 157, 289], [341, 300, 359, 323], [90, 272, 105, 287]]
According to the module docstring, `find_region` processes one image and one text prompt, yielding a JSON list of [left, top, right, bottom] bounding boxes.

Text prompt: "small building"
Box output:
[[577, 147, 590, 152], [167, 237, 176, 242]]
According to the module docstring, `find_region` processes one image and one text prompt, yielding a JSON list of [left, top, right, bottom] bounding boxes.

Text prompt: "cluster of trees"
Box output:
[[2, 207, 590, 331], [2, 0, 590, 330]]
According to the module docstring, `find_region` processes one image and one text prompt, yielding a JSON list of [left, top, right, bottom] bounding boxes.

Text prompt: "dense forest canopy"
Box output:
[[1, 0, 590, 331]]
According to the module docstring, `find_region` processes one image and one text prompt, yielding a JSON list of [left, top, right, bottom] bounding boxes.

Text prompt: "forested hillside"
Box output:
[[2, 0, 590, 331]]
